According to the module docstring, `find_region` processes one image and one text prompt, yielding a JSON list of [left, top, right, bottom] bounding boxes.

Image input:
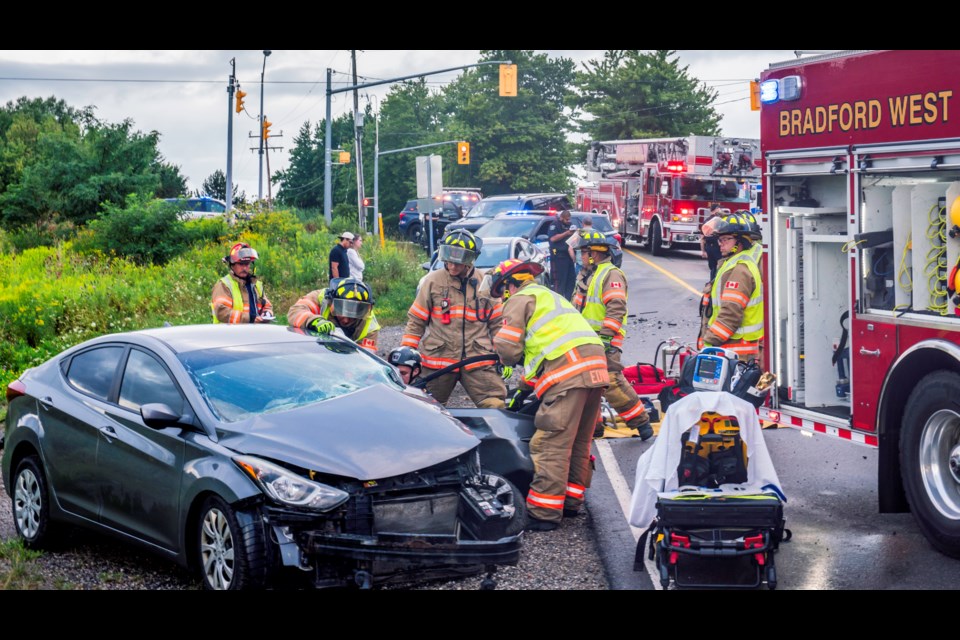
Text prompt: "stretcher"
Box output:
[[628, 392, 789, 590]]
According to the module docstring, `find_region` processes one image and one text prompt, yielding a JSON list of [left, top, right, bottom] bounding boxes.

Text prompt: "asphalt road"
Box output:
[[589, 244, 960, 589]]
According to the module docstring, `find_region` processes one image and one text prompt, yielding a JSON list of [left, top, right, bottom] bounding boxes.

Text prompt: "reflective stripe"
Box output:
[[708, 243, 763, 342], [527, 490, 565, 510], [566, 483, 586, 498], [524, 331, 600, 382], [720, 290, 749, 306], [709, 321, 734, 341], [582, 262, 627, 339], [618, 401, 647, 421], [401, 334, 421, 348], [533, 355, 608, 397], [602, 318, 622, 332], [496, 325, 524, 343], [409, 302, 430, 320]]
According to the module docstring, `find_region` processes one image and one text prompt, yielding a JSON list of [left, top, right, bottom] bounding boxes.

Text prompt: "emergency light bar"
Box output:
[[760, 75, 803, 105], [664, 161, 686, 173]]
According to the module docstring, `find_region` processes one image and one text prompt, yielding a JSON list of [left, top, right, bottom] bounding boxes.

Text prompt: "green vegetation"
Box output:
[[0, 539, 44, 590]]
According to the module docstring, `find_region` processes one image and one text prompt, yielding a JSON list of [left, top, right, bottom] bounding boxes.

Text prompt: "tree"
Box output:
[[575, 50, 722, 142], [442, 50, 579, 196], [197, 169, 246, 205]]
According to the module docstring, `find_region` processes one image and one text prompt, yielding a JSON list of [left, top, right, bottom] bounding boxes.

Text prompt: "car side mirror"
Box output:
[[421, 261, 431, 271], [140, 403, 183, 429], [536, 234, 549, 243]]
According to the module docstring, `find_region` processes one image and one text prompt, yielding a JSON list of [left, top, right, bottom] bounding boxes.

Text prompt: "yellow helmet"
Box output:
[[576, 229, 616, 252]]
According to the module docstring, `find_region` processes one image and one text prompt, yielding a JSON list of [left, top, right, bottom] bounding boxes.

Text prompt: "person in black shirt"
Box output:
[[329, 232, 353, 280], [700, 203, 723, 282], [547, 210, 577, 300]]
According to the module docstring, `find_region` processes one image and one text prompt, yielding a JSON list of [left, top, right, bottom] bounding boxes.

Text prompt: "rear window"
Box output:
[[572, 215, 613, 233], [66, 346, 125, 401], [466, 199, 524, 219]]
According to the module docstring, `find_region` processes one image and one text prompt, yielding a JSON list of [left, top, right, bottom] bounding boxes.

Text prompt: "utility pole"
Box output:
[[258, 50, 272, 202], [352, 50, 366, 231], [226, 58, 236, 217]]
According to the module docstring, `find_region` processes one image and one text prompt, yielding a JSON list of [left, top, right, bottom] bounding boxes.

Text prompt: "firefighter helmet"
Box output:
[[224, 242, 259, 265], [949, 197, 960, 239], [438, 229, 483, 266], [577, 229, 618, 252], [326, 278, 374, 319], [388, 346, 422, 379], [489, 259, 545, 298], [703, 212, 762, 242]]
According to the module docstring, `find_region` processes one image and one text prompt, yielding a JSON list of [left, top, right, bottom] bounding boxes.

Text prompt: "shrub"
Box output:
[[85, 194, 189, 265]]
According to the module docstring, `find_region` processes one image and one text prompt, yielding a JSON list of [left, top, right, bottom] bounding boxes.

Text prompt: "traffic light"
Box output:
[[499, 64, 517, 97], [338, 151, 351, 164], [235, 89, 247, 113], [362, 196, 373, 208], [749, 80, 760, 112], [261, 118, 272, 140], [457, 141, 470, 165]]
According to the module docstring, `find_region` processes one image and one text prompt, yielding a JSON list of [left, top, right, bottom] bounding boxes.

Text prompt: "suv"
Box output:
[[164, 196, 228, 220], [397, 189, 482, 241], [476, 211, 622, 268], [444, 193, 572, 235]]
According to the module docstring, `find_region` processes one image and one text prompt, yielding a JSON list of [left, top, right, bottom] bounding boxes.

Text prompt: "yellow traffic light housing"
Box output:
[[499, 64, 517, 97], [457, 141, 470, 165], [338, 151, 351, 164], [235, 89, 247, 114], [262, 118, 272, 140], [750, 80, 760, 112]]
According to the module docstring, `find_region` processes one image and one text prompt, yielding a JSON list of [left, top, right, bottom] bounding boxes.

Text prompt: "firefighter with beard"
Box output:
[[698, 212, 764, 362], [572, 230, 653, 440], [287, 278, 379, 352], [489, 258, 609, 531], [211, 242, 274, 323], [401, 229, 507, 408]]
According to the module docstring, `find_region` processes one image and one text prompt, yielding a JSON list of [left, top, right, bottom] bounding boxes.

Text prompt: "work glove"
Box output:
[[499, 365, 514, 380], [505, 388, 529, 411], [310, 318, 335, 334], [600, 334, 619, 354]]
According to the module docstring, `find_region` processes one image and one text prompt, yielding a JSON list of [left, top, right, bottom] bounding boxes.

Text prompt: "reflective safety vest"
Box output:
[[707, 243, 763, 345], [320, 291, 381, 343], [581, 262, 627, 346], [211, 275, 264, 324], [512, 284, 603, 382]]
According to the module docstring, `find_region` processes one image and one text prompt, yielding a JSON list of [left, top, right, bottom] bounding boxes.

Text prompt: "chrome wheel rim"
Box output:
[[200, 507, 235, 590], [13, 467, 42, 540], [920, 408, 960, 520]]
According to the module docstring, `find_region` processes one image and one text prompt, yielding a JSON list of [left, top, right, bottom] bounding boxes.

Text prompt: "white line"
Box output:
[[594, 439, 663, 589]]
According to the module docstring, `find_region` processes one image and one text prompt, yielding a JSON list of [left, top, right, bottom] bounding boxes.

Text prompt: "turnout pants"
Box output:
[[422, 365, 506, 408], [527, 386, 604, 522], [604, 349, 649, 429]]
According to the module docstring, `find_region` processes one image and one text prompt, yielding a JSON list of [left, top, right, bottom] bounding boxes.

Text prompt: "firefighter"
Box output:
[[287, 278, 379, 352], [573, 230, 653, 440], [402, 229, 507, 408], [211, 242, 274, 324], [489, 259, 609, 531], [698, 212, 764, 362], [388, 346, 422, 386]]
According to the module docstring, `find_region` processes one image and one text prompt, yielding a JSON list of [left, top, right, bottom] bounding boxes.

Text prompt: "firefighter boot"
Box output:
[[628, 414, 654, 441]]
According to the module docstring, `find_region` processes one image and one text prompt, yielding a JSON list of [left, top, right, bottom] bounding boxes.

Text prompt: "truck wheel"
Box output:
[[407, 222, 422, 244], [649, 219, 663, 256], [900, 370, 960, 557]]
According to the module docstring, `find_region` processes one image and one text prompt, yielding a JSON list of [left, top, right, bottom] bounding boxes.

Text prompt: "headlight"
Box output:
[[234, 455, 349, 512]]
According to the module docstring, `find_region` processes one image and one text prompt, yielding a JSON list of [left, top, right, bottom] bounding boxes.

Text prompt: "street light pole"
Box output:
[[258, 49, 272, 202], [226, 58, 236, 218]]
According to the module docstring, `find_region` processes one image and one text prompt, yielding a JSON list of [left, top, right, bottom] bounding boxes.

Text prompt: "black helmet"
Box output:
[[702, 212, 761, 242], [438, 229, 482, 266], [388, 346, 422, 375], [326, 278, 374, 319]]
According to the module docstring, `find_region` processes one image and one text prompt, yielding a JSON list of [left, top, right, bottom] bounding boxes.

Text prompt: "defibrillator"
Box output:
[[691, 347, 739, 392]]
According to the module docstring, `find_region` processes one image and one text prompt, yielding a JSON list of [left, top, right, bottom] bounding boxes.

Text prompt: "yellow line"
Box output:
[[622, 247, 702, 296]]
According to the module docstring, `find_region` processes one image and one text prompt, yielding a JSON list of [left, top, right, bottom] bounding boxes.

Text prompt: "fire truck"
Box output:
[[576, 136, 760, 254], [755, 50, 960, 557]]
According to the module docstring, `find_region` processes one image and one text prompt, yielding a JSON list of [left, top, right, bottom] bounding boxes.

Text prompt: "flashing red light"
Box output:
[[767, 410, 781, 423], [665, 161, 686, 173], [547, 208, 557, 215], [6, 379, 26, 402], [680, 207, 692, 215]]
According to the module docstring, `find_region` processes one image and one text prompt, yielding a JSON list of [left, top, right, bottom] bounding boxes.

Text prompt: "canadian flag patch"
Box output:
[[610, 281, 623, 289], [725, 281, 740, 289]]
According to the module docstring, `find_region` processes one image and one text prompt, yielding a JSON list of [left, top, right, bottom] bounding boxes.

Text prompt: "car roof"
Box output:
[[481, 193, 567, 201], [133, 324, 319, 354]]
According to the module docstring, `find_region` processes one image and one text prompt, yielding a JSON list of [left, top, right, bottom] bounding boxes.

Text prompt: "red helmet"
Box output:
[[224, 242, 259, 265], [489, 259, 544, 297]]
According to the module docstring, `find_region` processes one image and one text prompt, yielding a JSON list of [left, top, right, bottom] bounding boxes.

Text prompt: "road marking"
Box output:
[[622, 247, 701, 297], [594, 439, 663, 589]]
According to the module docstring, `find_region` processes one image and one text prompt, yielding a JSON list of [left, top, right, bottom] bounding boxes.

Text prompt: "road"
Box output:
[[590, 244, 960, 589]]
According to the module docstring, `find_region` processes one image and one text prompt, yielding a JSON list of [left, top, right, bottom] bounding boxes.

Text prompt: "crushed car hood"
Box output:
[[218, 385, 479, 480]]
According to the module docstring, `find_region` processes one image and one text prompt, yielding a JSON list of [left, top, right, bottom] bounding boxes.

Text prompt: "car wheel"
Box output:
[[649, 219, 663, 256], [900, 371, 960, 557], [196, 495, 269, 590], [407, 222, 421, 244], [12, 456, 56, 549], [481, 473, 527, 537]]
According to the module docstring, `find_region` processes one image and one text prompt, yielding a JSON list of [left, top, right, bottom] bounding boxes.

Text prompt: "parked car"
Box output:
[[444, 193, 572, 236], [397, 189, 482, 242], [164, 196, 228, 220], [476, 211, 623, 268], [2, 324, 525, 590]]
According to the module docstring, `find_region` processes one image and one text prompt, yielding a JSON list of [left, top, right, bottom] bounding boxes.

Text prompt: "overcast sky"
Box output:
[[0, 50, 801, 200]]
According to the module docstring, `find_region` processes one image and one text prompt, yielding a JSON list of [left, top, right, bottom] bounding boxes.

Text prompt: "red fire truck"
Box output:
[[576, 136, 760, 254], [755, 50, 960, 556]]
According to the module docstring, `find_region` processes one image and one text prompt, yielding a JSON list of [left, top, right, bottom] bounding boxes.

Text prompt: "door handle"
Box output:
[[38, 396, 54, 410], [859, 347, 881, 357], [98, 425, 117, 443]]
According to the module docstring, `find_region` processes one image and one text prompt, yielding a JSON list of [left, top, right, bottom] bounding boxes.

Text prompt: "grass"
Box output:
[[0, 539, 44, 590]]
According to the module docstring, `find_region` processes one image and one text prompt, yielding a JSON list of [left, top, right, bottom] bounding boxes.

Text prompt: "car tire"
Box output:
[[649, 219, 663, 256], [12, 456, 57, 550], [407, 222, 421, 244], [900, 371, 960, 558], [196, 495, 269, 590]]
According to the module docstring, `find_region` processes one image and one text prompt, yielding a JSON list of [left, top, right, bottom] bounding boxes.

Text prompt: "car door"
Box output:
[[95, 347, 186, 551], [42, 345, 127, 521]]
